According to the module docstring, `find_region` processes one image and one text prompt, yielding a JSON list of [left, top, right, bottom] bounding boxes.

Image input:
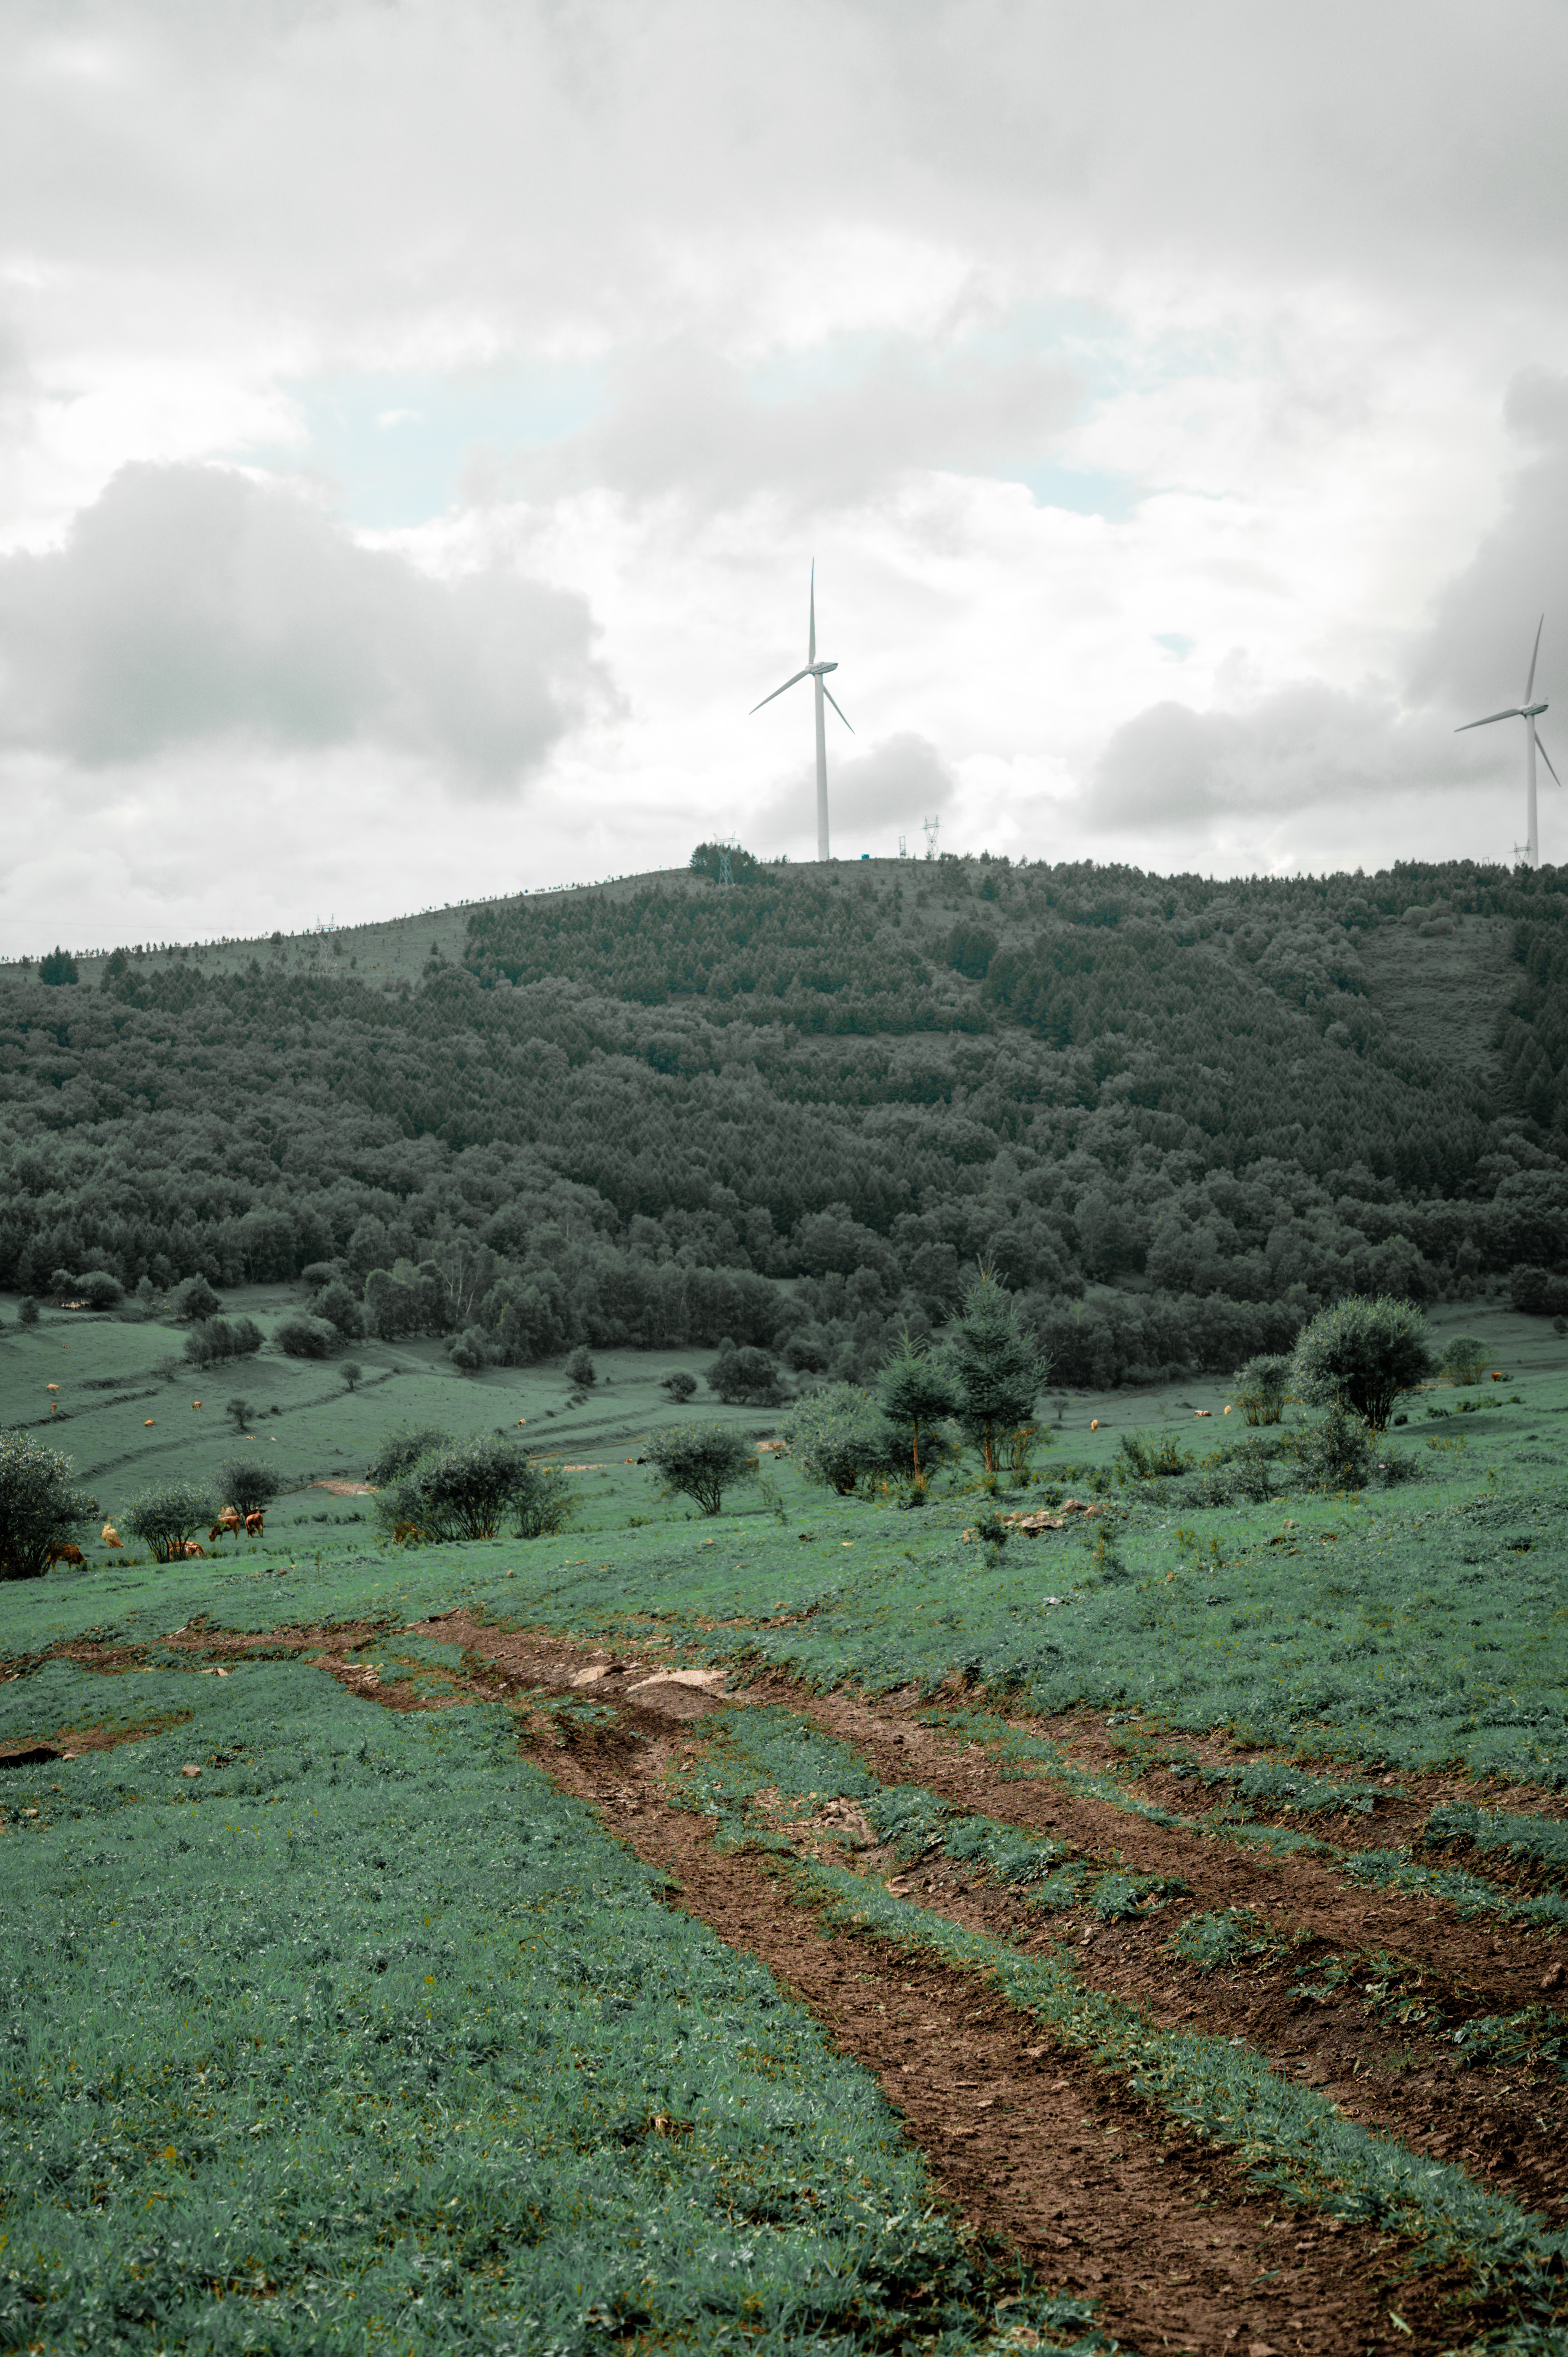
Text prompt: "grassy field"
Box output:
[[4, 1293, 1568, 2353]]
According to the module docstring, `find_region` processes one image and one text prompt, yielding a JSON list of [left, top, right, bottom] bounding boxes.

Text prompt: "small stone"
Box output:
[[1542, 1961, 1564, 1992], [179, 1765, 201, 1779]]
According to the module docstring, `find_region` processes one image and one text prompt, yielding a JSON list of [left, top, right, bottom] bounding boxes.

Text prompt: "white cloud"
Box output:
[[0, 461, 611, 787]]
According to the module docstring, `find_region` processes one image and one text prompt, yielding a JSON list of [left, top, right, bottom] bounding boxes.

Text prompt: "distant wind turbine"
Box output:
[[1456, 616, 1561, 866], [750, 564, 853, 862]]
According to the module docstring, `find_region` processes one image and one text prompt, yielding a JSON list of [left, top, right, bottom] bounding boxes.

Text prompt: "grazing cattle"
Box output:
[[244, 1511, 265, 1537], [144, 1418, 155, 1427], [209, 1510, 242, 1541], [47, 1542, 85, 1569], [1194, 1408, 1212, 1418], [1089, 1417, 1100, 1431], [102, 1522, 122, 1547], [183, 1540, 207, 1559], [392, 1520, 424, 1546]]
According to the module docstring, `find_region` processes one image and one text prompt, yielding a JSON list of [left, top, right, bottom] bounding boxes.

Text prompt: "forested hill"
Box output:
[[4, 853, 1568, 1389]]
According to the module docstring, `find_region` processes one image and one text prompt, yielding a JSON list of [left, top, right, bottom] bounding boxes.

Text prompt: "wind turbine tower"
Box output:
[[1456, 616, 1561, 866], [750, 564, 853, 861]]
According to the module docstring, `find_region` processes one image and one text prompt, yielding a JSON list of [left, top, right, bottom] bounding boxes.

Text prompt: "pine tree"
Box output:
[[946, 1263, 1048, 1475]]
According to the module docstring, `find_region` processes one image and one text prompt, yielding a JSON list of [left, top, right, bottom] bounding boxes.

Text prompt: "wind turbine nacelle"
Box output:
[[810, 660, 838, 676], [1524, 701, 1549, 718]]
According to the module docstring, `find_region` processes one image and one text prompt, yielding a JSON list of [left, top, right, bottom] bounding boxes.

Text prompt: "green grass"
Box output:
[[0, 1664, 1107, 2356]]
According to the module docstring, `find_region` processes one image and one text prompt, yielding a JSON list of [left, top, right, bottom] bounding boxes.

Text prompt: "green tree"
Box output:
[[643, 1424, 756, 1516], [660, 1371, 697, 1402], [0, 1433, 99, 1580], [224, 1396, 253, 1436], [122, 1480, 213, 1563], [215, 1458, 284, 1518], [170, 1274, 221, 1322], [313, 1279, 366, 1340], [783, 1384, 899, 1495], [1441, 1334, 1489, 1387], [18, 1297, 39, 1329], [946, 1264, 1048, 1475], [39, 947, 79, 986], [1290, 1294, 1436, 1432], [875, 1331, 959, 1482], [565, 1345, 595, 1387], [341, 1361, 363, 1392], [75, 1270, 124, 1310], [1231, 1353, 1291, 1426]]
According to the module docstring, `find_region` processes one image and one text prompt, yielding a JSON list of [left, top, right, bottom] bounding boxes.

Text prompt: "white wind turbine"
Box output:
[[1456, 615, 1561, 866], [750, 564, 853, 861]]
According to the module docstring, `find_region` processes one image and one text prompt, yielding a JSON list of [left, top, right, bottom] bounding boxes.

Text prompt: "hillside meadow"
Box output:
[[3, 1285, 1567, 2356]]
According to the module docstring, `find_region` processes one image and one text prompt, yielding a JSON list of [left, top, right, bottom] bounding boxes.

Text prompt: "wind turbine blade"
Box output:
[[1526, 613, 1545, 702], [1455, 708, 1524, 732], [808, 561, 816, 666], [1538, 730, 1564, 789], [750, 668, 811, 714], [821, 682, 854, 733]]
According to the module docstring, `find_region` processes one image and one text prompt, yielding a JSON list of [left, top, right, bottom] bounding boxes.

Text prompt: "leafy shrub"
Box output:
[[340, 1361, 362, 1392], [169, 1274, 221, 1322], [224, 1396, 253, 1435], [784, 1384, 900, 1494], [184, 1315, 264, 1368], [74, 1270, 124, 1311], [18, 1296, 39, 1329], [1229, 1436, 1276, 1503], [514, 1461, 573, 1539], [1508, 1265, 1568, 1316], [660, 1371, 698, 1402], [707, 1341, 785, 1406], [0, 1433, 99, 1580], [1290, 1294, 1435, 1430], [312, 1279, 366, 1340], [274, 1313, 338, 1359], [1442, 1334, 1490, 1385], [366, 1425, 453, 1485], [1116, 1429, 1192, 1480], [373, 1434, 563, 1543], [565, 1345, 595, 1387], [643, 1424, 757, 1516], [449, 1327, 489, 1373], [122, 1480, 213, 1563], [1231, 1353, 1291, 1425], [1291, 1403, 1374, 1491], [215, 1458, 284, 1518]]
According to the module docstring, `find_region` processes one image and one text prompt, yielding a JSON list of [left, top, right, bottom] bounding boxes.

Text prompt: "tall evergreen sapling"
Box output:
[[946, 1264, 1049, 1475], [876, 1330, 958, 1482]]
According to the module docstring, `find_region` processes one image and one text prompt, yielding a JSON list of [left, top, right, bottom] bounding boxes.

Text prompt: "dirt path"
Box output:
[[540, 1703, 1466, 2357]]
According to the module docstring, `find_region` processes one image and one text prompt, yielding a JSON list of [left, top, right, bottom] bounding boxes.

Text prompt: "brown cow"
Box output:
[[47, 1542, 85, 1569], [208, 1511, 242, 1541], [101, 1522, 122, 1547], [183, 1540, 207, 1559], [244, 1511, 265, 1537]]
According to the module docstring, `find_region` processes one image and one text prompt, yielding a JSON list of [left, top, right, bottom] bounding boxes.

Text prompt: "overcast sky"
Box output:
[[5, 0, 1568, 953]]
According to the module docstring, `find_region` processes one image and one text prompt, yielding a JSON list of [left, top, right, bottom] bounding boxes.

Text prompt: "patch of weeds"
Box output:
[[1449, 2010, 1568, 2081], [1168, 1906, 1297, 1974], [1422, 1802, 1568, 1884], [1342, 1845, 1568, 1929]]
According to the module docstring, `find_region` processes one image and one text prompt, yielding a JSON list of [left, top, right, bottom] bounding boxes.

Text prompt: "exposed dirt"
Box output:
[[538, 1707, 1476, 2357]]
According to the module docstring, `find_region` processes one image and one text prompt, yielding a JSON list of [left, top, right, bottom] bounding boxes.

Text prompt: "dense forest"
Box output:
[[3, 852, 1568, 1387]]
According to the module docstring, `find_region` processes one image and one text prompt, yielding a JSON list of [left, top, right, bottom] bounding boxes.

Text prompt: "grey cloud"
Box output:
[[467, 341, 1079, 513], [1409, 370, 1568, 725], [752, 730, 954, 845], [1096, 680, 1467, 833], [0, 462, 611, 788]]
